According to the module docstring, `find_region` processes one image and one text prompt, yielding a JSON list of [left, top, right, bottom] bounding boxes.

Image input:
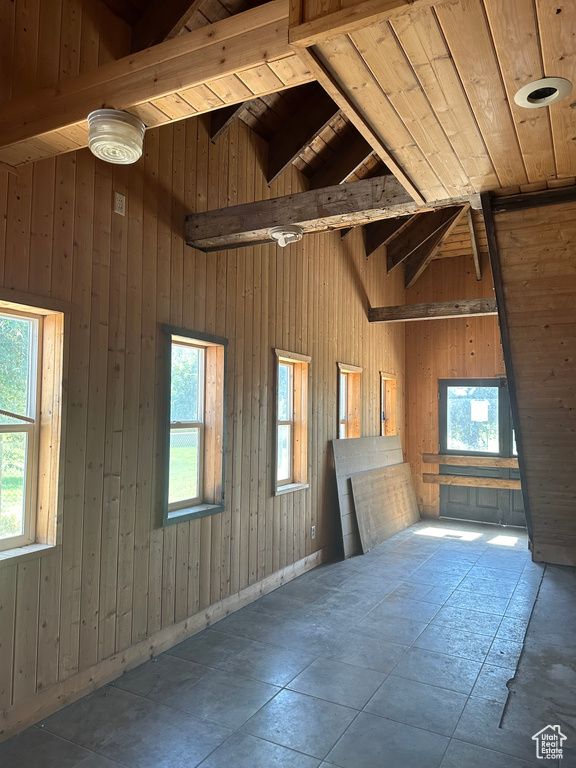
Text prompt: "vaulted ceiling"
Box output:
[[3, 0, 571, 283]]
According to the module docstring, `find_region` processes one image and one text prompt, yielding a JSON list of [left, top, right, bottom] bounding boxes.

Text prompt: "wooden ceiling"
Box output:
[[290, 0, 576, 203]]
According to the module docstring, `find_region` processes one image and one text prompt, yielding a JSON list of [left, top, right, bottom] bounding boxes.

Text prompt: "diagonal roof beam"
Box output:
[[309, 131, 373, 189], [132, 0, 203, 52], [266, 83, 340, 184], [363, 214, 418, 259], [387, 207, 460, 273], [403, 205, 468, 288], [210, 101, 256, 143]]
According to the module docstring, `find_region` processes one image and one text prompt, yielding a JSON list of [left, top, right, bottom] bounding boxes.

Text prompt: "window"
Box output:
[[275, 349, 310, 494], [337, 363, 362, 439], [439, 378, 515, 456], [0, 301, 64, 553], [380, 372, 397, 436], [165, 327, 226, 524]]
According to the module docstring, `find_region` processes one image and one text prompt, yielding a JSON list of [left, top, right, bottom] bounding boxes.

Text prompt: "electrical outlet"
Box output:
[[114, 191, 126, 216], [311, 525, 316, 539]]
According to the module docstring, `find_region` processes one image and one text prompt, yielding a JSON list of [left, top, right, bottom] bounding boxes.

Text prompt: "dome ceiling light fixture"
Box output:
[[269, 225, 304, 247], [88, 109, 146, 164], [514, 77, 572, 109]]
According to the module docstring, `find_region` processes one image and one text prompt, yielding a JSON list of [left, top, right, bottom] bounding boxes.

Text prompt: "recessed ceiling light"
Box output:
[[88, 109, 146, 164], [514, 77, 572, 109]]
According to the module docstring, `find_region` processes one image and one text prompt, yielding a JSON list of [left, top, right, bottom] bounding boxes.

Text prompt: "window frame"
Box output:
[[274, 349, 310, 495], [0, 296, 65, 557], [163, 326, 227, 526], [337, 363, 362, 439], [439, 377, 514, 457]]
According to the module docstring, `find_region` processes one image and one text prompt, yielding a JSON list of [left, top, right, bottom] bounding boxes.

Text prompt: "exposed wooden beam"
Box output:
[[467, 208, 482, 281], [132, 0, 202, 52], [423, 473, 521, 491], [491, 184, 576, 213], [368, 297, 497, 323], [309, 131, 373, 189], [0, 1, 310, 168], [186, 175, 477, 251], [187, 175, 415, 250], [267, 84, 340, 184], [291, 46, 425, 205], [289, 0, 437, 48], [210, 102, 253, 143], [404, 205, 468, 288], [364, 214, 416, 259], [482, 191, 533, 539]]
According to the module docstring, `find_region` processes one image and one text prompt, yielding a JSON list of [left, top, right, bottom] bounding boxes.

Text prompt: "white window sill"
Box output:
[[0, 543, 59, 568], [275, 482, 310, 496]]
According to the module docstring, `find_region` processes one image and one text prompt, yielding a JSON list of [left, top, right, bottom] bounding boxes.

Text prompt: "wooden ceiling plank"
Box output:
[[368, 297, 497, 322], [390, 8, 499, 193], [186, 174, 476, 250], [434, 0, 528, 189], [364, 214, 416, 259], [349, 22, 473, 198], [308, 131, 373, 189], [132, 0, 203, 52], [403, 205, 468, 287], [467, 208, 482, 281], [535, 0, 576, 179], [299, 39, 438, 203], [266, 84, 340, 184], [484, 0, 556, 184]]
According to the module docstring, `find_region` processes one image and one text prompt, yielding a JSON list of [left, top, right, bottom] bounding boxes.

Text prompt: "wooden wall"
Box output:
[[0, 3, 406, 736], [404, 253, 505, 517], [491, 200, 576, 565]]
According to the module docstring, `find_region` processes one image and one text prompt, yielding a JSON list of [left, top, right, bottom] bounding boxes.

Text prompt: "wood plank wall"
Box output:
[[491, 201, 576, 565], [0, 2, 406, 734], [404, 253, 505, 516]]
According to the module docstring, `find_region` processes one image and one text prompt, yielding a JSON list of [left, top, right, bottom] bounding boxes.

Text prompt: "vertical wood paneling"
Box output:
[[1, 64, 406, 741], [404, 254, 505, 516]]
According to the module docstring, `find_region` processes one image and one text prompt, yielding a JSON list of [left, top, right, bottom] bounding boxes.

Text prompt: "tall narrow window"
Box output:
[[337, 363, 362, 439], [0, 312, 40, 548], [0, 302, 63, 553], [380, 372, 398, 436], [165, 327, 226, 524], [275, 349, 310, 494]]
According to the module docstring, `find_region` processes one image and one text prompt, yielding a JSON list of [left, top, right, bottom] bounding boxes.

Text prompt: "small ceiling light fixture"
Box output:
[[514, 77, 572, 109], [88, 109, 146, 164], [269, 225, 304, 248]]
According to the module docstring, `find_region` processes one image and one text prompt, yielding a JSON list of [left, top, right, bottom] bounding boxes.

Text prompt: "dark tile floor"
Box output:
[[1, 519, 569, 768]]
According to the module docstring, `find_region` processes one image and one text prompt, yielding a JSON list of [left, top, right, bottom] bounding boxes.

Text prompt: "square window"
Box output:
[[164, 327, 226, 524]]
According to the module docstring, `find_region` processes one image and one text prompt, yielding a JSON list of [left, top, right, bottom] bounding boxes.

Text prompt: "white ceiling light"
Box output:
[[514, 77, 572, 109], [88, 109, 146, 164], [269, 225, 304, 248]]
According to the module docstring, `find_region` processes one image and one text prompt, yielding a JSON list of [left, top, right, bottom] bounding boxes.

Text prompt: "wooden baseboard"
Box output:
[[531, 541, 576, 567], [0, 547, 333, 742]]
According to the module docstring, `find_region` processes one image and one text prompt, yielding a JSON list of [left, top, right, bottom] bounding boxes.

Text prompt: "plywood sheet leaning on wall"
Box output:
[[331, 435, 403, 557], [351, 463, 420, 553]]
